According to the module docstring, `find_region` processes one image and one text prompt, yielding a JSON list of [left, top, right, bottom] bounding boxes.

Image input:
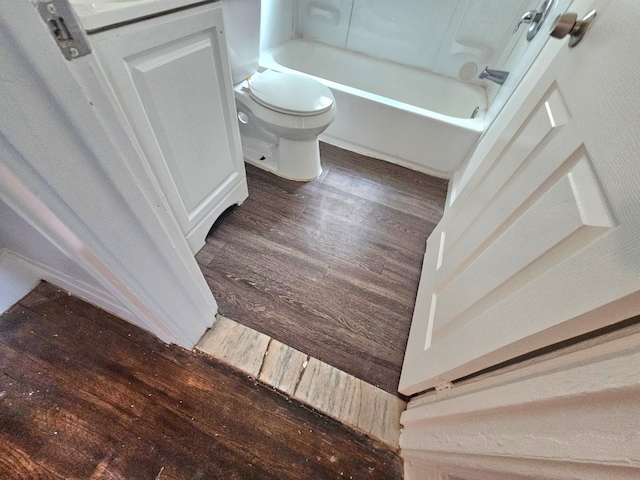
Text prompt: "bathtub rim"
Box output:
[[260, 42, 486, 134], [260, 39, 487, 179]]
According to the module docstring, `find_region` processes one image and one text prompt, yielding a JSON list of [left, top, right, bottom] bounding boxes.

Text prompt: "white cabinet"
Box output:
[[90, 2, 247, 253]]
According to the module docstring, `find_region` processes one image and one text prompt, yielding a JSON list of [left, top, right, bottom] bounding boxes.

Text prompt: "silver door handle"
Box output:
[[549, 10, 597, 47]]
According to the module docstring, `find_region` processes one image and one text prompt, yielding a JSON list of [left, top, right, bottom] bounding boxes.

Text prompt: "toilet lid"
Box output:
[[248, 71, 334, 116]]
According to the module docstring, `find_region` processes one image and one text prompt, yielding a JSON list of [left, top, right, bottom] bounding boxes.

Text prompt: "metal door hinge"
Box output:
[[36, 0, 91, 61], [435, 381, 453, 392]]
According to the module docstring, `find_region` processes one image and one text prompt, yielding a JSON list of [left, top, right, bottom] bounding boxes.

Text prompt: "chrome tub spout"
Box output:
[[479, 67, 509, 85]]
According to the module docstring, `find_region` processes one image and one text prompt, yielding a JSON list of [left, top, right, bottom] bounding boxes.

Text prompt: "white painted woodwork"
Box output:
[[90, 3, 248, 253], [69, 0, 206, 32], [0, 1, 218, 346], [401, 321, 640, 479], [400, 0, 640, 395], [0, 198, 130, 318], [0, 250, 40, 315]]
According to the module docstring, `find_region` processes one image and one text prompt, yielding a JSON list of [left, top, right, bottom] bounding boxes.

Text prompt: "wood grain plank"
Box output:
[[320, 142, 449, 199], [274, 214, 388, 274], [301, 201, 428, 256], [245, 162, 361, 218], [324, 256, 416, 315], [322, 167, 441, 221], [201, 143, 448, 393], [195, 235, 226, 267], [0, 284, 402, 479], [203, 245, 409, 391], [0, 346, 149, 479], [210, 221, 334, 282], [0, 341, 274, 480], [351, 196, 439, 242]]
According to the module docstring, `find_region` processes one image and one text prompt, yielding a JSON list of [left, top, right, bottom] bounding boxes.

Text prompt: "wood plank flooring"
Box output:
[[199, 143, 448, 394], [0, 282, 403, 479]]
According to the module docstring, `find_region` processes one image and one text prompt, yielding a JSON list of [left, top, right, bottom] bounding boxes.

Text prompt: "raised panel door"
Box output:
[[400, 0, 640, 395]]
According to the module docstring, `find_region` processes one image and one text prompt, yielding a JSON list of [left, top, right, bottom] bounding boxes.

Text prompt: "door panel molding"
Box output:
[[400, 0, 640, 396]]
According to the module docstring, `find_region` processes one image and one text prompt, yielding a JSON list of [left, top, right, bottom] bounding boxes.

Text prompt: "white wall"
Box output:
[[287, 0, 534, 85], [0, 249, 39, 314], [261, 0, 295, 50], [0, 200, 38, 312], [0, 199, 102, 288], [0, 198, 119, 315], [294, 0, 352, 48]]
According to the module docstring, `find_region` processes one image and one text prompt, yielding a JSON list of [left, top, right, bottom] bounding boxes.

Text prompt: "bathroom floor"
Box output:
[[0, 282, 402, 479], [199, 143, 448, 394]]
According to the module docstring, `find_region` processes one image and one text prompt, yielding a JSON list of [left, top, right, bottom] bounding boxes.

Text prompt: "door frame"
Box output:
[[0, 1, 217, 346]]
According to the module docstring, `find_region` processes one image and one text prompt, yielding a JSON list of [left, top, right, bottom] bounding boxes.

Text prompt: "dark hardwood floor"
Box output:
[[0, 282, 402, 479], [200, 143, 448, 394]]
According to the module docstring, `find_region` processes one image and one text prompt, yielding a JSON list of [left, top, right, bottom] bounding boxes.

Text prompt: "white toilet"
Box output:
[[222, 0, 336, 181]]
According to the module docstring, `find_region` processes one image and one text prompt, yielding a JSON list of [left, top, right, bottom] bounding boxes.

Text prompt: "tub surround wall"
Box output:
[[266, 39, 486, 119], [290, 0, 534, 86], [260, 0, 295, 51], [295, 0, 353, 49]]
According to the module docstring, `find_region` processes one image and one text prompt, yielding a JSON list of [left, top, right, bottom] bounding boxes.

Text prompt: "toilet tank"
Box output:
[[222, 0, 261, 84]]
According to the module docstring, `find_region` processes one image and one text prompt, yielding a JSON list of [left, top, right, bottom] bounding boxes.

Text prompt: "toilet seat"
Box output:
[[248, 70, 334, 116]]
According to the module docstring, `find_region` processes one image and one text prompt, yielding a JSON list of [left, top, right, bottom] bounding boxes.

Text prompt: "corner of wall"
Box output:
[[261, 0, 296, 52], [1, 248, 139, 328], [403, 460, 450, 480], [0, 249, 40, 314]]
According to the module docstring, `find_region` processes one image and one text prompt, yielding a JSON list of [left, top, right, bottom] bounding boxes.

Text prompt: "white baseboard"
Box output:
[[319, 136, 451, 180], [1, 249, 133, 324]]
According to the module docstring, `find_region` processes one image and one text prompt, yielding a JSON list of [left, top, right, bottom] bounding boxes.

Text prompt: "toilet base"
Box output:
[[242, 136, 322, 182]]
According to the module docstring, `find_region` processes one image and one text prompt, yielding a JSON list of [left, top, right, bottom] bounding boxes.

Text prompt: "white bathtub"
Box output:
[[260, 38, 487, 178]]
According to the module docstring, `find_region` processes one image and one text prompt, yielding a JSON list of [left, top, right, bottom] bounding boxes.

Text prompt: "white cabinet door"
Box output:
[[400, 0, 640, 395], [91, 3, 247, 253]]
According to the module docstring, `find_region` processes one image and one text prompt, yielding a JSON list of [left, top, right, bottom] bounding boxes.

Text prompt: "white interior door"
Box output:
[[400, 0, 640, 396]]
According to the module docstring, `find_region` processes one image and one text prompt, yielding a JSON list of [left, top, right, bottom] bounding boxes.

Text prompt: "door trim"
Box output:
[[402, 316, 640, 480]]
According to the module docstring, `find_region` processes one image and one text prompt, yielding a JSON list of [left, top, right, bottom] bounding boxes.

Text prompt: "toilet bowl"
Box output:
[[221, 0, 336, 181], [233, 70, 336, 181]]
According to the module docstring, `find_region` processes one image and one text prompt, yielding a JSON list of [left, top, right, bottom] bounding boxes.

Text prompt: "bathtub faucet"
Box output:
[[479, 67, 509, 85]]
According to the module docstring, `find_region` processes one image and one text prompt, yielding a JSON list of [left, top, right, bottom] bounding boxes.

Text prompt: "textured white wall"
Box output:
[[0, 200, 101, 289], [0, 199, 105, 312]]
